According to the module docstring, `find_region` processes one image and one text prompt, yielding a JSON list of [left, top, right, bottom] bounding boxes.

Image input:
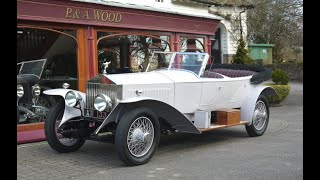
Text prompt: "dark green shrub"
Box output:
[[266, 83, 290, 104], [232, 36, 253, 64], [272, 69, 289, 85]]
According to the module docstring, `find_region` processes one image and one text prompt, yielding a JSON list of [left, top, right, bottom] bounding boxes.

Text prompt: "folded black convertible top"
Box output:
[[205, 64, 272, 84]]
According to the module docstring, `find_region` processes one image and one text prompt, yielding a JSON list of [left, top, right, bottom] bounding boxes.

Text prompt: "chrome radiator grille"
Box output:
[[86, 83, 118, 110]]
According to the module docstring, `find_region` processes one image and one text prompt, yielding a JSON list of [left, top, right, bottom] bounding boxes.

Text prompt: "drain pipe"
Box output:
[[239, 8, 246, 37]]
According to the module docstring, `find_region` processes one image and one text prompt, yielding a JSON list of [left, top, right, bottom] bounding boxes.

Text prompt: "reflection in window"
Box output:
[[17, 27, 78, 125], [17, 28, 78, 89], [180, 37, 204, 52], [170, 53, 206, 76], [97, 32, 171, 73], [146, 52, 173, 72], [19, 59, 46, 77]]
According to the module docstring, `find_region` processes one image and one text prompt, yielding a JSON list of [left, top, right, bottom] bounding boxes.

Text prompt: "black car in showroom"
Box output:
[[17, 55, 78, 124]]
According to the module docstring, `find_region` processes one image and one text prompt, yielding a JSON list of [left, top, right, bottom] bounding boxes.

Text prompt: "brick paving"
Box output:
[[17, 141, 122, 180]]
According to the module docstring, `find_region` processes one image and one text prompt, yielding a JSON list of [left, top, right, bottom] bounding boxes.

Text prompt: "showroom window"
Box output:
[[17, 27, 78, 88], [17, 27, 78, 124], [97, 32, 171, 73], [179, 36, 205, 52]]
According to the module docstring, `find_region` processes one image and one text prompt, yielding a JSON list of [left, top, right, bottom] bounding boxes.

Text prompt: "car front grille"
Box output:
[[85, 82, 118, 110]]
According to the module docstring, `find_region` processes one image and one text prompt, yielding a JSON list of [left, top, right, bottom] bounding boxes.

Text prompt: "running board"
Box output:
[[199, 121, 249, 132]]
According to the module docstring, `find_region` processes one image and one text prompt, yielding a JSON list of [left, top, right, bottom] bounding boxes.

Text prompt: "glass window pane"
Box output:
[[17, 27, 78, 124], [97, 32, 171, 74], [180, 37, 204, 52], [169, 53, 206, 76]]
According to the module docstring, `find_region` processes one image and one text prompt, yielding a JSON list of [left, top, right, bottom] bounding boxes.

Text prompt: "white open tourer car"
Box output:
[[44, 52, 275, 165]]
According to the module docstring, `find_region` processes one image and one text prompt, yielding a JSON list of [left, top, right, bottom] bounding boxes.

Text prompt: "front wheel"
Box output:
[[28, 94, 55, 123], [44, 99, 85, 153], [115, 107, 160, 166], [245, 95, 270, 137]]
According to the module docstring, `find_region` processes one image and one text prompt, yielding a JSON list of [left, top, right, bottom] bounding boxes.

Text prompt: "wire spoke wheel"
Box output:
[[252, 100, 267, 131], [245, 95, 270, 137], [55, 111, 80, 146], [115, 107, 160, 165], [35, 96, 51, 122], [45, 99, 85, 153], [127, 117, 154, 157]]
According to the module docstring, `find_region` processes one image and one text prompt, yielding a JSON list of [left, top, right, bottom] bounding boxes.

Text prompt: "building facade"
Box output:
[[17, 0, 253, 143], [17, 0, 221, 142], [94, 0, 254, 64], [172, 0, 253, 64]]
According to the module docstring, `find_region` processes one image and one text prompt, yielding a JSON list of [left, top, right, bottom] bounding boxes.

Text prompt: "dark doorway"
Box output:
[[211, 28, 221, 64]]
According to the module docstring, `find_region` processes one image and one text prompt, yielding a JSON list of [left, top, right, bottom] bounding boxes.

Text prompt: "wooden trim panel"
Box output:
[[17, 122, 44, 132], [199, 121, 249, 132]]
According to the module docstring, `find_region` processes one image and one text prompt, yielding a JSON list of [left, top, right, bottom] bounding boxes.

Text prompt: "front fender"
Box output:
[[94, 99, 201, 135], [93, 96, 155, 134], [43, 89, 86, 127], [240, 85, 276, 125]]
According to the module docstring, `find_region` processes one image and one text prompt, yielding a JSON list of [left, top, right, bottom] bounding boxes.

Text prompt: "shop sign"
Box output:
[[65, 7, 122, 23]]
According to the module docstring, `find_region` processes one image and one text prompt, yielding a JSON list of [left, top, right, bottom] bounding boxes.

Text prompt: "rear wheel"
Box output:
[[44, 99, 85, 153], [245, 95, 270, 137], [115, 107, 160, 166]]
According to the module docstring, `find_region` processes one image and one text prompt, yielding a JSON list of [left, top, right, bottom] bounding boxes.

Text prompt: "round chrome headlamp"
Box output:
[[65, 91, 81, 107], [17, 84, 24, 98], [32, 84, 41, 97], [94, 94, 112, 112]]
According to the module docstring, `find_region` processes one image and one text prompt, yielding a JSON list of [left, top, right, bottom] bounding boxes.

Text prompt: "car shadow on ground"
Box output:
[[160, 128, 248, 146], [17, 127, 251, 179], [80, 127, 249, 166], [20, 128, 248, 164]]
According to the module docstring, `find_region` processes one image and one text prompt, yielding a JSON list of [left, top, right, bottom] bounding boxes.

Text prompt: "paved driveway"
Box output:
[[17, 82, 303, 180]]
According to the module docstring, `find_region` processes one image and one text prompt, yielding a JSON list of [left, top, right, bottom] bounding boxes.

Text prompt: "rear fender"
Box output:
[[240, 86, 276, 125], [43, 89, 86, 127]]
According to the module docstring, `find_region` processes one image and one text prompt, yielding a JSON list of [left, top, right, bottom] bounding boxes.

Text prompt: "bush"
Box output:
[[265, 83, 290, 104], [272, 69, 289, 85], [232, 36, 253, 64]]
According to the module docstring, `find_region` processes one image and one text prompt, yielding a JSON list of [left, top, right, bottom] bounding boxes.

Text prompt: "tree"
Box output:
[[247, 0, 303, 63], [232, 36, 252, 64]]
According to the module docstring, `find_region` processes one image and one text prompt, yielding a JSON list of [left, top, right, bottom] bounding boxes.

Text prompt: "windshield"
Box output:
[[18, 59, 46, 78], [148, 52, 209, 77]]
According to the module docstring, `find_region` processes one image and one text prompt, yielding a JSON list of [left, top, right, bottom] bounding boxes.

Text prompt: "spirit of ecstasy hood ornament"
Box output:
[[102, 61, 111, 75]]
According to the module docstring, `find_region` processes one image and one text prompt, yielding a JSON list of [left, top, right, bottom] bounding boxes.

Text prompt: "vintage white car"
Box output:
[[44, 52, 275, 165]]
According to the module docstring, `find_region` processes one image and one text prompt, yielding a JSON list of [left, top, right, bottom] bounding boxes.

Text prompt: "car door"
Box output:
[[199, 78, 250, 110]]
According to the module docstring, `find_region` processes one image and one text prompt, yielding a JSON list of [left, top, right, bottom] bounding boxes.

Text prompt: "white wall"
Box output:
[[73, 0, 249, 62], [73, 0, 220, 19], [209, 6, 248, 55]]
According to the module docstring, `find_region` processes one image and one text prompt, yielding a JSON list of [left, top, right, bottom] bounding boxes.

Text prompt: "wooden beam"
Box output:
[[77, 28, 89, 92]]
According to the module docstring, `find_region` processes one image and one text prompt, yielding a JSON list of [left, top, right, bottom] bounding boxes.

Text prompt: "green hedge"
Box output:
[[265, 83, 290, 104], [272, 69, 289, 85]]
